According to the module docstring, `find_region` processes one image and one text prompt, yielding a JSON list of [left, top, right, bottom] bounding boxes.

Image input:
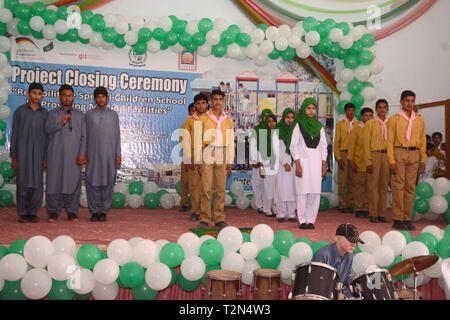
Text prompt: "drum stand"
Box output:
[[411, 263, 419, 301]]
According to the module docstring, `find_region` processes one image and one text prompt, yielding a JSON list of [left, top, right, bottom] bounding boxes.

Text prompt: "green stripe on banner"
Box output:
[[278, 0, 396, 14]]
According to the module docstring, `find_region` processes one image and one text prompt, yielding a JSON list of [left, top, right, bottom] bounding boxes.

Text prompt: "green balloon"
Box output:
[[327, 43, 341, 58], [112, 192, 126, 209], [175, 181, 181, 195], [119, 262, 145, 288], [400, 230, 414, 244], [242, 232, 251, 243], [172, 19, 187, 34], [56, 32, 68, 42], [81, 10, 94, 24], [415, 182, 433, 199], [347, 79, 363, 95], [48, 280, 75, 300], [31, 2, 46, 17], [0, 120, 5, 132], [413, 198, 429, 214], [102, 27, 118, 43], [227, 24, 241, 35], [160, 242, 184, 267], [0, 190, 13, 207], [220, 30, 235, 46], [358, 50, 374, 66], [1, 280, 26, 300], [192, 32, 206, 46], [268, 48, 281, 60], [169, 267, 177, 287], [165, 31, 178, 45], [157, 189, 169, 199], [169, 15, 178, 23], [133, 41, 147, 55], [319, 196, 330, 211], [117, 274, 126, 288], [114, 34, 126, 48], [43, 9, 58, 25], [257, 247, 281, 269], [444, 224, 450, 239], [228, 192, 237, 205], [323, 18, 336, 30], [337, 48, 346, 60], [129, 181, 144, 195], [353, 245, 361, 255], [160, 40, 169, 50], [416, 232, 438, 254], [199, 239, 224, 265], [1, 161, 14, 180], [337, 22, 350, 35], [344, 54, 359, 69], [8, 239, 26, 256], [101, 251, 108, 260], [185, 42, 198, 52], [67, 29, 79, 43], [57, 6, 68, 20], [313, 44, 325, 55], [351, 94, 365, 109], [443, 208, 450, 224], [360, 34, 375, 48], [144, 193, 159, 209], [437, 237, 450, 259], [236, 33, 251, 47], [178, 32, 192, 47], [17, 20, 31, 35], [273, 230, 296, 256], [75, 292, 92, 300], [312, 240, 331, 254], [4, 0, 18, 11], [281, 47, 296, 61], [362, 81, 374, 89], [256, 24, 268, 32], [0, 245, 8, 259], [136, 27, 152, 43], [178, 273, 200, 292], [198, 18, 214, 34], [151, 27, 165, 41], [303, 16, 318, 32], [347, 41, 364, 56], [132, 282, 158, 300], [0, 134, 6, 146], [90, 16, 106, 32], [14, 3, 31, 20], [296, 237, 314, 247], [316, 23, 330, 37], [76, 244, 101, 270], [337, 100, 350, 115], [31, 30, 44, 40], [201, 264, 221, 285]]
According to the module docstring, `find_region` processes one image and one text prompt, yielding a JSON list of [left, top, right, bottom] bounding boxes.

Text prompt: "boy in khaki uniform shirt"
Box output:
[[196, 90, 235, 229], [333, 103, 360, 213], [387, 90, 426, 231], [363, 99, 390, 223], [348, 107, 373, 219], [179, 103, 196, 212], [184, 94, 209, 221]]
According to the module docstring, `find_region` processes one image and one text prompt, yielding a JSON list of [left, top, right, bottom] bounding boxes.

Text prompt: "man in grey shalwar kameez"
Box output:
[[45, 84, 86, 222], [85, 87, 121, 222], [10, 83, 48, 223]]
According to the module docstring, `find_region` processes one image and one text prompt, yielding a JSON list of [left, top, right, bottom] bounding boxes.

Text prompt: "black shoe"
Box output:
[[403, 221, 416, 231], [197, 222, 209, 229], [277, 218, 286, 223], [179, 206, 189, 212], [300, 223, 308, 229], [47, 213, 58, 223], [28, 215, 39, 223], [369, 217, 379, 223], [338, 208, 348, 213], [215, 221, 228, 229], [392, 220, 407, 230], [347, 207, 354, 213], [355, 211, 365, 218], [91, 214, 99, 222], [68, 213, 79, 222], [18, 216, 29, 223], [378, 217, 388, 223], [189, 214, 199, 221], [307, 223, 315, 230], [98, 214, 107, 222], [363, 211, 370, 218], [257, 208, 264, 215], [288, 218, 297, 223]]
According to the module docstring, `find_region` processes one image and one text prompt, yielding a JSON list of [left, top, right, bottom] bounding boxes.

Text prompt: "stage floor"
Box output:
[[0, 206, 447, 246]]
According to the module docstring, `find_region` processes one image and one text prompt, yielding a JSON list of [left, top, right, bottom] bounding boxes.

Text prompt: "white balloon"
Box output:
[[278, 24, 292, 38], [107, 239, 133, 266], [148, 39, 161, 53], [72, 268, 95, 295], [429, 196, 448, 214], [225, 194, 232, 207], [402, 272, 428, 288], [47, 254, 76, 281], [130, 16, 145, 31], [145, 262, 171, 290], [92, 281, 119, 300], [155, 239, 169, 251], [236, 196, 250, 210], [432, 178, 450, 196], [103, 14, 117, 28], [265, 26, 279, 41], [421, 225, 443, 241], [241, 24, 253, 35], [24, 235, 54, 268], [358, 231, 381, 254], [89, 32, 103, 47], [295, 42, 311, 59], [373, 245, 395, 267], [254, 54, 268, 67], [142, 181, 157, 194], [241, 259, 260, 285], [305, 31, 320, 46], [251, 224, 274, 250], [423, 212, 442, 221], [0, 8, 12, 24], [245, 43, 260, 59], [402, 241, 429, 259], [413, 211, 423, 222], [217, 226, 243, 254], [128, 237, 144, 248], [250, 28, 265, 44], [46, 5, 58, 11], [128, 194, 142, 208], [251, 197, 258, 210], [221, 252, 245, 273], [240, 242, 258, 261], [277, 257, 295, 280], [288, 242, 312, 266], [275, 37, 289, 51], [157, 16, 172, 32], [160, 193, 175, 209], [198, 44, 211, 57], [361, 86, 377, 102], [124, 30, 138, 46], [80, 192, 88, 208], [340, 68, 355, 83], [382, 231, 407, 256], [54, 19, 68, 34], [177, 232, 201, 257], [185, 20, 198, 36], [291, 26, 305, 38], [93, 259, 119, 285], [349, 26, 363, 41], [78, 24, 93, 39], [52, 235, 77, 257], [180, 256, 205, 281], [114, 20, 129, 35], [0, 253, 28, 281], [227, 43, 241, 58], [287, 34, 301, 48], [213, 18, 229, 33], [199, 235, 215, 242], [340, 90, 352, 102], [369, 59, 384, 74], [326, 193, 339, 208], [205, 30, 220, 46], [259, 40, 274, 55], [423, 257, 442, 278], [133, 239, 158, 268], [21, 268, 52, 300], [351, 252, 376, 274], [339, 35, 353, 49], [329, 28, 344, 42], [355, 66, 371, 82], [42, 24, 57, 40], [0, 105, 10, 120]]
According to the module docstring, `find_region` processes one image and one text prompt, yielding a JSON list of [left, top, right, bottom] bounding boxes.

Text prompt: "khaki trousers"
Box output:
[[391, 149, 419, 221], [188, 166, 202, 215], [180, 163, 190, 207], [350, 171, 368, 212], [338, 151, 353, 209], [367, 152, 390, 218]]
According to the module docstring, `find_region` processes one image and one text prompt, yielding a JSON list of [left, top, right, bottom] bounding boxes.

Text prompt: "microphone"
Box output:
[[67, 109, 72, 131]]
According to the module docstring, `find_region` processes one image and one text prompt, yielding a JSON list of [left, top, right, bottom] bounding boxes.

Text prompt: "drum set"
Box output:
[[202, 254, 439, 300]]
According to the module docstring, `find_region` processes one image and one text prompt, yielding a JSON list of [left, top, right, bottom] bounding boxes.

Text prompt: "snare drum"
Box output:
[[204, 270, 242, 300], [291, 262, 341, 300], [350, 269, 398, 300], [252, 269, 281, 300]]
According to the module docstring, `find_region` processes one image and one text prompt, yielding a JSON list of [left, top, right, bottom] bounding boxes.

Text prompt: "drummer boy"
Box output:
[[312, 223, 365, 299]]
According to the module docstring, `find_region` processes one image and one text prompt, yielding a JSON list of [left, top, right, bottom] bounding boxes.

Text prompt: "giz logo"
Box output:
[[78, 53, 88, 60], [66, 265, 81, 290]]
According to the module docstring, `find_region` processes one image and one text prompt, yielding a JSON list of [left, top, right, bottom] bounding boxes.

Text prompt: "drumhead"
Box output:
[[206, 270, 242, 280], [350, 268, 390, 283], [292, 294, 329, 301], [295, 262, 339, 274], [254, 268, 281, 277]]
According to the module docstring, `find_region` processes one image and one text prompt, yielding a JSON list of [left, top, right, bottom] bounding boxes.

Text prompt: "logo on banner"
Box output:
[[129, 49, 147, 67], [14, 37, 44, 60], [43, 42, 54, 52], [178, 50, 197, 71]]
